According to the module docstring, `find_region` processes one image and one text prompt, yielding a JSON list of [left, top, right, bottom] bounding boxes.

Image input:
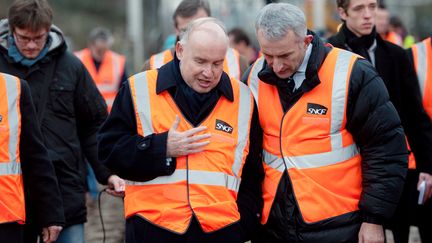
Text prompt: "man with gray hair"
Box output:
[[98, 17, 263, 243], [75, 27, 128, 112], [243, 3, 407, 243]]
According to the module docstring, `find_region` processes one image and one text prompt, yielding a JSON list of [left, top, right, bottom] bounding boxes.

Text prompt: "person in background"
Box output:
[[141, 0, 249, 81], [390, 36, 432, 243], [245, 3, 407, 242], [75, 27, 128, 112], [75, 27, 128, 203], [0, 72, 64, 243], [98, 17, 263, 243], [0, 1, 125, 242], [228, 27, 261, 65], [329, 1, 432, 241], [375, 2, 403, 46], [390, 16, 415, 49]]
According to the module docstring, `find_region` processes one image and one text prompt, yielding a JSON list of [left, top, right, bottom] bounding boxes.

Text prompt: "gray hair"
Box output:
[[255, 3, 307, 40], [88, 27, 114, 45], [179, 17, 227, 45]]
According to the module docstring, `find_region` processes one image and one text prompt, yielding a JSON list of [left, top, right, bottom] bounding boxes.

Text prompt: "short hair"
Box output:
[[228, 28, 251, 46], [179, 17, 227, 46], [173, 0, 211, 28], [8, 0, 53, 32], [336, 0, 351, 11], [255, 3, 307, 40], [88, 27, 113, 45]]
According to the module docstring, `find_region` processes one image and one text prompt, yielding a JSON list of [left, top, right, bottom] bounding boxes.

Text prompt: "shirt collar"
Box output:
[[156, 53, 234, 101], [297, 43, 312, 73]]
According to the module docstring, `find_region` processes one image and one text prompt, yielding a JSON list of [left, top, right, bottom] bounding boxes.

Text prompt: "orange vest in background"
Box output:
[[0, 73, 25, 224], [384, 31, 403, 47], [148, 48, 242, 80], [75, 48, 126, 112], [124, 70, 254, 233], [248, 48, 362, 224], [409, 37, 432, 169]]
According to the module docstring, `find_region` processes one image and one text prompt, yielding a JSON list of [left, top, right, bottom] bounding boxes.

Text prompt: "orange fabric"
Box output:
[[250, 49, 362, 224], [0, 73, 25, 224], [384, 31, 403, 47], [126, 70, 253, 233], [409, 37, 432, 169], [75, 48, 125, 112], [149, 49, 174, 69], [412, 37, 432, 119]]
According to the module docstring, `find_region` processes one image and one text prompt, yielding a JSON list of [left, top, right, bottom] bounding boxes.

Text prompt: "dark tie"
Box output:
[[285, 76, 295, 96]]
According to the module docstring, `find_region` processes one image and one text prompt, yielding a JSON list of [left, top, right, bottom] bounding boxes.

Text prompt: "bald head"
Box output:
[[175, 17, 229, 93]]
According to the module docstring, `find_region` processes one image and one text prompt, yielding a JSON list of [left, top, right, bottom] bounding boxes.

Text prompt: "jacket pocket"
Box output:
[[49, 82, 75, 116]]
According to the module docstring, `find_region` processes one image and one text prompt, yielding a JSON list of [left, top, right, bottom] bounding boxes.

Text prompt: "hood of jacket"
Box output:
[[0, 19, 67, 60]]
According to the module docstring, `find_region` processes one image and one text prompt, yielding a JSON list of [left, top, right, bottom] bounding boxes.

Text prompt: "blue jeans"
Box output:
[[86, 163, 99, 200], [55, 224, 84, 243]]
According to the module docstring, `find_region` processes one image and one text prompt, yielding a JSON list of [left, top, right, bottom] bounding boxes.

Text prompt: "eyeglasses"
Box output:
[[13, 32, 48, 45]]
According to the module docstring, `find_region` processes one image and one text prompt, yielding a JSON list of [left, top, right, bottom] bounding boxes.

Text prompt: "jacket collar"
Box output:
[[156, 53, 234, 101]]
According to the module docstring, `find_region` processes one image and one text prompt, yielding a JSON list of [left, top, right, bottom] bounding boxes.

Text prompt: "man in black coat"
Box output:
[[328, 1, 432, 242], [0, 0, 125, 242], [244, 3, 407, 243]]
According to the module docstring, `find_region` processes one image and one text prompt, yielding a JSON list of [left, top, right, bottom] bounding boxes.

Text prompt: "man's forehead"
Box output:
[[14, 27, 48, 36], [348, 0, 377, 9]]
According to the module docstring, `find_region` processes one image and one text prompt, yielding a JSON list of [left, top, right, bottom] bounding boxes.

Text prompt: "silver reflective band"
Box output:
[[263, 143, 359, 172], [330, 50, 353, 150], [232, 83, 252, 177], [226, 48, 240, 80], [415, 41, 427, 98], [125, 169, 241, 192], [0, 162, 22, 175], [153, 52, 166, 69], [130, 73, 154, 136], [248, 57, 265, 107], [4, 74, 20, 163]]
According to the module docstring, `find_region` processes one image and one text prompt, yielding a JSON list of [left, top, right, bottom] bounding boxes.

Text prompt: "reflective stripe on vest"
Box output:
[[125, 70, 253, 233], [249, 48, 362, 224], [224, 48, 241, 80], [0, 73, 25, 224], [410, 37, 432, 169], [126, 169, 240, 192], [150, 49, 173, 69], [75, 49, 125, 112]]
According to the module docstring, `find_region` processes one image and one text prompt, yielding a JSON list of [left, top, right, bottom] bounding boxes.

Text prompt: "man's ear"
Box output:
[[338, 7, 348, 22], [175, 42, 183, 60]]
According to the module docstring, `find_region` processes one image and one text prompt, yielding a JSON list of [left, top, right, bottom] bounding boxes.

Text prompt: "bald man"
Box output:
[[97, 17, 263, 243]]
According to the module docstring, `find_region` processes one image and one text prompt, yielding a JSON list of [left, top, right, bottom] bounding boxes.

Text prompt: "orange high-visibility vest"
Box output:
[[248, 48, 362, 224], [0, 73, 25, 224], [75, 48, 126, 112], [409, 37, 432, 169], [125, 70, 254, 233], [384, 31, 403, 47], [148, 48, 242, 80]]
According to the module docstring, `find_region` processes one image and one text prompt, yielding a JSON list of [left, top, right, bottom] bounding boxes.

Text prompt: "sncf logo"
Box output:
[[307, 103, 328, 115], [215, 119, 233, 134]]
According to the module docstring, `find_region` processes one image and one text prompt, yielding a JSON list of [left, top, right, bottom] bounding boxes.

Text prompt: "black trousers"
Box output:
[[389, 170, 432, 243], [0, 223, 24, 243], [126, 216, 244, 243]]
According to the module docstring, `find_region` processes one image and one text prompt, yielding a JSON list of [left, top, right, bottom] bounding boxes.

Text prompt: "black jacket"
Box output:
[[329, 25, 432, 174], [98, 56, 264, 241], [243, 32, 407, 242], [16, 79, 65, 228], [0, 20, 112, 226]]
